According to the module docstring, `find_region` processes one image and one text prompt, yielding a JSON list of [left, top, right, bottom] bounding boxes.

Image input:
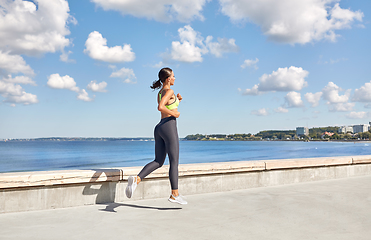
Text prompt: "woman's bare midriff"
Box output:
[[161, 108, 178, 119]]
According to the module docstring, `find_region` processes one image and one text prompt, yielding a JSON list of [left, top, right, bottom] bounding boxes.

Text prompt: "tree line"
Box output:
[[185, 126, 371, 141]]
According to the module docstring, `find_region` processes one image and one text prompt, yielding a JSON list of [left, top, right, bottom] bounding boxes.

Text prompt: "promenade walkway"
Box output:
[[0, 175, 370, 240]]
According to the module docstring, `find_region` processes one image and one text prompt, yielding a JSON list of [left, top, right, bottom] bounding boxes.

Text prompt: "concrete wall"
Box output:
[[1, 155, 371, 213]]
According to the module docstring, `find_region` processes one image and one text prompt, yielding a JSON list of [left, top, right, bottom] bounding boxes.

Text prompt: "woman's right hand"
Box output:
[[173, 109, 180, 118]]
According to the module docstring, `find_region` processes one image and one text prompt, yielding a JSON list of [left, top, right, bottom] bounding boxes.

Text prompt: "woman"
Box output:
[[125, 67, 187, 205]]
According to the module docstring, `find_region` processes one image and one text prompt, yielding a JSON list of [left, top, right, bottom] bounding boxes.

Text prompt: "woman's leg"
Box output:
[[158, 118, 179, 192], [126, 124, 166, 199], [160, 119, 187, 204], [137, 126, 167, 180]]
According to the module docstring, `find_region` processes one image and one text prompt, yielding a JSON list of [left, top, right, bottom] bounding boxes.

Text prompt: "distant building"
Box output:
[[353, 124, 369, 133], [338, 126, 354, 134], [296, 127, 309, 136]]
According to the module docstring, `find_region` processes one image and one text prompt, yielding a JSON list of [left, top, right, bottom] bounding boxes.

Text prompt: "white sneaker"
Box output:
[[168, 194, 187, 205], [125, 176, 137, 198]]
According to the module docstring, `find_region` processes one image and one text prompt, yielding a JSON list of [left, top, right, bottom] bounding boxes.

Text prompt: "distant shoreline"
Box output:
[[1, 137, 370, 143], [0, 137, 155, 142], [184, 139, 371, 143]]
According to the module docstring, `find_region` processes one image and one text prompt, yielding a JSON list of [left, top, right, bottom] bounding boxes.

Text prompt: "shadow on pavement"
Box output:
[[98, 202, 182, 212], [82, 169, 121, 204]]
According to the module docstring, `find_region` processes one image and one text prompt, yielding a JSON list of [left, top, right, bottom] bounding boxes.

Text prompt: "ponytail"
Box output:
[[150, 79, 162, 90], [150, 67, 173, 90]]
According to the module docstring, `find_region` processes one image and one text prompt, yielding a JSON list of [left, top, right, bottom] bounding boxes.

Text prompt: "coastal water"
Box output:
[[1, 140, 371, 173]]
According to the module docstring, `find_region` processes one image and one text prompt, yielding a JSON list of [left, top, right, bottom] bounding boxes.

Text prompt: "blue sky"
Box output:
[[1, 0, 370, 139]]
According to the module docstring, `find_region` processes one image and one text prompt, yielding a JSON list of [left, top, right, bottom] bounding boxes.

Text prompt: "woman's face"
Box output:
[[168, 71, 175, 85]]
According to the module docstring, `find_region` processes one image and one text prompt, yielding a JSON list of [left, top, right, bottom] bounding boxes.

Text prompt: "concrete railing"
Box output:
[[1, 155, 371, 213]]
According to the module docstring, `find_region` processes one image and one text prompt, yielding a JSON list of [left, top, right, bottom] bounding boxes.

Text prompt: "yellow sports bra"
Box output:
[[159, 89, 179, 110]]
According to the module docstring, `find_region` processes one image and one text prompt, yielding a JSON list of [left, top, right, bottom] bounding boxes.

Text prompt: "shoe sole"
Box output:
[[168, 198, 187, 205], [125, 176, 135, 198]]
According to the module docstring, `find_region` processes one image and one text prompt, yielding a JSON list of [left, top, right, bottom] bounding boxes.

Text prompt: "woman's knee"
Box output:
[[154, 158, 165, 168]]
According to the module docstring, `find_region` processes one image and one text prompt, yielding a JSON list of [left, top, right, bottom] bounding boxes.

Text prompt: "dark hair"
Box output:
[[150, 67, 173, 90]]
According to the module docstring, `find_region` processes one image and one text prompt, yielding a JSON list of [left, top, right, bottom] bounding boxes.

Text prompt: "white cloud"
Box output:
[[259, 67, 308, 91], [274, 107, 289, 113], [0, 80, 38, 105], [241, 58, 259, 69], [321, 82, 353, 112], [352, 81, 371, 102], [238, 85, 261, 96], [84, 31, 135, 63], [0, 53, 37, 106], [1, 75, 36, 86], [170, 25, 207, 62], [4, 92, 38, 105], [285, 91, 304, 108], [0, 0, 75, 56], [60, 50, 75, 63], [205, 37, 239, 57], [152, 61, 164, 68], [0, 0, 75, 106], [346, 111, 368, 119], [0, 80, 23, 96], [171, 41, 205, 63], [47, 74, 95, 102], [91, 0, 209, 23], [318, 56, 348, 65], [241, 66, 308, 95], [167, 25, 238, 63], [322, 82, 350, 104], [77, 89, 94, 102], [110, 67, 137, 84], [87, 81, 108, 92], [0, 63, 38, 105], [0, 51, 34, 76], [47, 74, 79, 92], [328, 103, 355, 112], [251, 108, 269, 116], [219, 0, 363, 44], [305, 92, 322, 107]]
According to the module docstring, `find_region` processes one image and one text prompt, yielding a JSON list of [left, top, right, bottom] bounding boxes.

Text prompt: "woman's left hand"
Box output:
[[177, 93, 182, 101]]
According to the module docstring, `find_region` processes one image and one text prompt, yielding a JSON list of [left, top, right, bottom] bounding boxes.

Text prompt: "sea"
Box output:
[[1, 140, 371, 173]]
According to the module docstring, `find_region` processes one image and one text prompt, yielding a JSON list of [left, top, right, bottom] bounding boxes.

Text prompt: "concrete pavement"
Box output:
[[1, 175, 370, 240]]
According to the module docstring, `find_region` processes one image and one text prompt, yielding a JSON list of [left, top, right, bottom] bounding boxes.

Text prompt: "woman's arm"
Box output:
[[158, 89, 180, 118]]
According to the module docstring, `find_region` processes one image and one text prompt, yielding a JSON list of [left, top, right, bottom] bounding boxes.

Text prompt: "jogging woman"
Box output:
[[125, 67, 187, 205]]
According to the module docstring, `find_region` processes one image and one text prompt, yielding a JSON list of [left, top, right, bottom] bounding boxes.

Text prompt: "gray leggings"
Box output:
[[138, 117, 179, 190]]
